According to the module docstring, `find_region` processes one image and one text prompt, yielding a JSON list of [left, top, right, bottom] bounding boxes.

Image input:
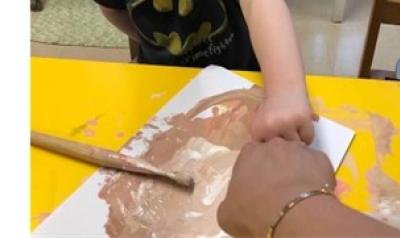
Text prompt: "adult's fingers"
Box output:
[[217, 202, 240, 237]]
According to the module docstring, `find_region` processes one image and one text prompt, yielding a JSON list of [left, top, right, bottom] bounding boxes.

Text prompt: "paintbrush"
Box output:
[[31, 131, 194, 187]]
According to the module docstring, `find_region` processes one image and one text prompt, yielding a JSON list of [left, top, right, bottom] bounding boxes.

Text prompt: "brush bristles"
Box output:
[[167, 172, 195, 188]]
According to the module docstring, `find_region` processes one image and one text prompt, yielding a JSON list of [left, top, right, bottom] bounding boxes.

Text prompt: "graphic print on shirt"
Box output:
[[128, 0, 228, 56]]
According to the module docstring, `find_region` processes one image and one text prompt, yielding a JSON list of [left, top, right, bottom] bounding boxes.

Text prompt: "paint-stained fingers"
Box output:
[[298, 120, 315, 145]]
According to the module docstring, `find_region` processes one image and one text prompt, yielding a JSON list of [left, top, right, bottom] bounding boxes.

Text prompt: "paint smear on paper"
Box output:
[[98, 87, 262, 237]]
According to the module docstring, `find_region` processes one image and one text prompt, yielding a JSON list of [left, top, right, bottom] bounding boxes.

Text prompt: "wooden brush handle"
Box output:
[[31, 131, 165, 175], [31, 131, 129, 170], [31, 131, 194, 187], [31, 131, 167, 177]]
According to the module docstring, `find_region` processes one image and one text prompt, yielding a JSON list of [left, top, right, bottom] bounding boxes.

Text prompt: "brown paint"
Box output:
[[369, 113, 398, 160], [366, 113, 400, 228], [367, 167, 400, 228], [98, 88, 263, 237]]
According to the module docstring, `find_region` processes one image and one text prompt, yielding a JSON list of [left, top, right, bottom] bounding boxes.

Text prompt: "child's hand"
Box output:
[[251, 89, 318, 145]]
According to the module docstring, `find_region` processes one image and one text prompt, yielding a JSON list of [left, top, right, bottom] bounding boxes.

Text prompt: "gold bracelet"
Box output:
[[267, 184, 335, 238]]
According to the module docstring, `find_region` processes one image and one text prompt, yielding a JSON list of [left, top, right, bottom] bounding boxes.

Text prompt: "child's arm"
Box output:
[[98, 6, 139, 42], [239, 0, 317, 144]]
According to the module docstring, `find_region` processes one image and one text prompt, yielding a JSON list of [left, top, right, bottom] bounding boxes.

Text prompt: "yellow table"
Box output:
[[31, 57, 400, 230]]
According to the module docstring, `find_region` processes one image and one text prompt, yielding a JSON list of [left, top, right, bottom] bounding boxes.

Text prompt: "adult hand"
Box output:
[[217, 138, 335, 237]]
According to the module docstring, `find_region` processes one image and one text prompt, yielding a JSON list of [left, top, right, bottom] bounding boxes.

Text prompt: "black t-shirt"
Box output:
[[95, 0, 260, 71]]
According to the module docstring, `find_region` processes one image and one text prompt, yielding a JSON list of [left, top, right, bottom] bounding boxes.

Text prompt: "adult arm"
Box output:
[[217, 138, 400, 237]]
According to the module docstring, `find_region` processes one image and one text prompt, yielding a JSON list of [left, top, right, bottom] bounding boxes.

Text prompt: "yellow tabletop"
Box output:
[[31, 57, 400, 230]]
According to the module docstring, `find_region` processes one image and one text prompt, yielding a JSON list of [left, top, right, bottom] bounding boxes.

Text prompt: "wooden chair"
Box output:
[[359, 0, 400, 79]]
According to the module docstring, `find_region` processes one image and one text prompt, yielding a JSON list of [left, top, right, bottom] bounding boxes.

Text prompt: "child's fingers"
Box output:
[[252, 124, 279, 142], [299, 121, 314, 145], [282, 129, 301, 142], [312, 112, 320, 121]]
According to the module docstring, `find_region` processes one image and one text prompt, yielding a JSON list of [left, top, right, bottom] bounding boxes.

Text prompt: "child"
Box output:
[[94, 0, 317, 144]]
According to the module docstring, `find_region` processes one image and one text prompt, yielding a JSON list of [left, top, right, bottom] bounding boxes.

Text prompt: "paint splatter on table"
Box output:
[[314, 99, 400, 228]]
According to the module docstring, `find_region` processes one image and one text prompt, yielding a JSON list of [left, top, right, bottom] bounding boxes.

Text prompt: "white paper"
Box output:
[[311, 117, 354, 169], [33, 66, 355, 237]]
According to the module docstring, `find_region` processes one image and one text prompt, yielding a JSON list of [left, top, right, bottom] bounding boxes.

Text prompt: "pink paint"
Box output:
[[83, 128, 95, 137], [334, 179, 351, 197], [87, 114, 103, 126], [87, 119, 98, 126], [116, 131, 125, 138]]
